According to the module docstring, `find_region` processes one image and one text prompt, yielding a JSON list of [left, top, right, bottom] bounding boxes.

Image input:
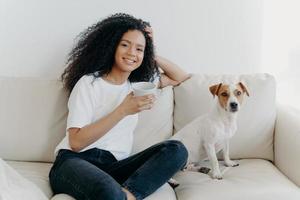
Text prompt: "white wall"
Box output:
[[262, 0, 300, 107], [0, 0, 263, 78]]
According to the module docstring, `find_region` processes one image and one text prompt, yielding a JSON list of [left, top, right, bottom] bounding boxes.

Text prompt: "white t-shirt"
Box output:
[[55, 74, 138, 160]]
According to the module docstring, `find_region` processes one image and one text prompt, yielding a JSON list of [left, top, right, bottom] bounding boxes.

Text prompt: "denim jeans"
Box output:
[[49, 140, 188, 200]]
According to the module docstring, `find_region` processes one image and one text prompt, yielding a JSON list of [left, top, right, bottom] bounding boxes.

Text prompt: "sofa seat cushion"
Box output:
[[144, 183, 177, 200], [173, 159, 300, 200], [6, 160, 53, 198], [6, 160, 176, 200]]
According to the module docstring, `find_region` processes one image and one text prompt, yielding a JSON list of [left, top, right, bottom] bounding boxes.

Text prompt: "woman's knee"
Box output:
[[163, 140, 188, 164]]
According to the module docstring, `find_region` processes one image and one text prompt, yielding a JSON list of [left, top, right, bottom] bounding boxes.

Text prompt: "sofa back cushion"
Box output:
[[132, 86, 174, 154], [0, 77, 68, 162], [173, 73, 276, 161], [0, 77, 174, 162]]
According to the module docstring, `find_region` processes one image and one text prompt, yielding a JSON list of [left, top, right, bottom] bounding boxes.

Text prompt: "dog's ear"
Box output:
[[238, 82, 250, 96], [209, 83, 222, 98]]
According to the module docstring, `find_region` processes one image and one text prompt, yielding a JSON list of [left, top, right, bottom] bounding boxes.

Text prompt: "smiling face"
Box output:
[[209, 82, 249, 113], [112, 30, 146, 74]]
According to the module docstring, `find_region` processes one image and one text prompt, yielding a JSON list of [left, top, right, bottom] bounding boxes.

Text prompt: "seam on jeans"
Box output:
[[54, 174, 91, 200], [122, 184, 143, 200]]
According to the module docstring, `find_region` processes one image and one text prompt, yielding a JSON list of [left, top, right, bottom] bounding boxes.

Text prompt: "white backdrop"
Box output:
[[0, 0, 299, 107], [0, 0, 263, 77]]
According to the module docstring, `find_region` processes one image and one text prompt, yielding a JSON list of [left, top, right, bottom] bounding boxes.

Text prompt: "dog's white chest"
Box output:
[[205, 117, 236, 140], [222, 120, 237, 138]]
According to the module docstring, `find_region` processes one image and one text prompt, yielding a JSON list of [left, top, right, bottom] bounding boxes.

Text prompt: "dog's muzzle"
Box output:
[[229, 102, 238, 112]]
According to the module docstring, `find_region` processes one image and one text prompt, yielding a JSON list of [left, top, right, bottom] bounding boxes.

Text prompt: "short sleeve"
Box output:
[[66, 76, 95, 130]]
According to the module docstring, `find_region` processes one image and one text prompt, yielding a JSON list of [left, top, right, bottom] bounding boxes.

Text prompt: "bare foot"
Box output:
[[122, 187, 136, 200], [168, 178, 180, 188]]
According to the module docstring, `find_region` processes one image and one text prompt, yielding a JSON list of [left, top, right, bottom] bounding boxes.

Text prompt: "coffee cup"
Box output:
[[132, 82, 157, 96]]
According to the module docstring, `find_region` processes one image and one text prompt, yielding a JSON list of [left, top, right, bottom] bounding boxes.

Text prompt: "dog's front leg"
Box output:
[[223, 140, 239, 167], [204, 143, 222, 179]]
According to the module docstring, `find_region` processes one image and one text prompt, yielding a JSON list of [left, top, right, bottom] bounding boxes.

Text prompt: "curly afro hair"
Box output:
[[60, 13, 159, 93]]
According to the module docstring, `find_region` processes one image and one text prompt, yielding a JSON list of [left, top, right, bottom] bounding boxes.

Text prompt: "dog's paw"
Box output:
[[183, 163, 211, 174], [198, 167, 210, 174], [184, 163, 199, 172], [168, 178, 180, 188], [211, 170, 223, 180], [225, 160, 239, 167]]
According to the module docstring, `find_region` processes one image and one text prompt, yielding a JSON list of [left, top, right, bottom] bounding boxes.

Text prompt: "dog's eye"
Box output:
[[236, 91, 242, 96], [221, 92, 228, 97]]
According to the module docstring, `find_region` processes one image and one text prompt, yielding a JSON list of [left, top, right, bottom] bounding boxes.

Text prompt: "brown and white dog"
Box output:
[[171, 82, 249, 179]]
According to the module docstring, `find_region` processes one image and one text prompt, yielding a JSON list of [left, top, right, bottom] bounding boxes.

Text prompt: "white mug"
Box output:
[[132, 82, 157, 96]]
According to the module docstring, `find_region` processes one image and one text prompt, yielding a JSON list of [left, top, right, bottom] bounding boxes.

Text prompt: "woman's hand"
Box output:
[[145, 26, 154, 40], [117, 92, 156, 116]]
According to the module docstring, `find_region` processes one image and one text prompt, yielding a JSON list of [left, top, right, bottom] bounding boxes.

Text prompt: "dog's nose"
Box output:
[[230, 102, 238, 109]]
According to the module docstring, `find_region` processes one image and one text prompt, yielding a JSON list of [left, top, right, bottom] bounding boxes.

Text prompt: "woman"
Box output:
[[49, 13, 190, 200]]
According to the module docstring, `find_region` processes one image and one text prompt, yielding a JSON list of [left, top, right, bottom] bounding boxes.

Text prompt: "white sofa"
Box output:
[[0, 73, 300, 200]]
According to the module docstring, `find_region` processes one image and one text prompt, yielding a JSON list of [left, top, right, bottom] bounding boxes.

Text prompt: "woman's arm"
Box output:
[[156, 55, 191, 83], [156, 56, 191, 88], [68, 106, 126, 152]]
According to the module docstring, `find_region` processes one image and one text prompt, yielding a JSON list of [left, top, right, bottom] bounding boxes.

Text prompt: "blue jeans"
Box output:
[[49, 140, 188, 200]]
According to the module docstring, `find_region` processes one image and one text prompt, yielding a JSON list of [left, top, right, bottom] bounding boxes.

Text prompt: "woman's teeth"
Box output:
[[124, 58, 135, 64]]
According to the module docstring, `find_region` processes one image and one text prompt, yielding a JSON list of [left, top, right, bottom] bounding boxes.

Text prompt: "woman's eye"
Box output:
[[121, 43, 128, 47], [137, 48, 144, 52]]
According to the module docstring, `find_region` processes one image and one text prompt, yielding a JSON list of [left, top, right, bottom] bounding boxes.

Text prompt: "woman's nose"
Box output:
[[127, 47, 136, 55]]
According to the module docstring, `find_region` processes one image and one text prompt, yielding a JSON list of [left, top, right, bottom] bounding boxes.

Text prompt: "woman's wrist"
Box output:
[[115, 105, 128, 119]]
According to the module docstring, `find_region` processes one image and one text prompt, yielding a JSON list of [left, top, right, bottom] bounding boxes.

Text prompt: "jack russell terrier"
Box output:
[[171, 82, 249, 180]]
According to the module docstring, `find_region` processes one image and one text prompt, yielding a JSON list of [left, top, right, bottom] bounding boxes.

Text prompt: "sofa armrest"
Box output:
[[275, 104, 300, 187]]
